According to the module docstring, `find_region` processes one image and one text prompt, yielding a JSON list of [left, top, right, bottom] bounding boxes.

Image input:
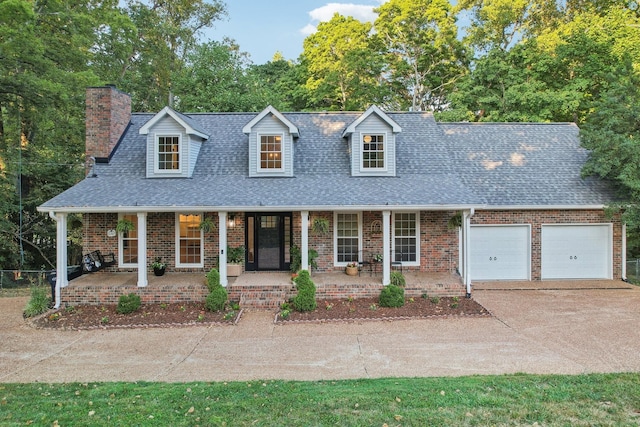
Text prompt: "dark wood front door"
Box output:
[[245, 213, 291, 271]]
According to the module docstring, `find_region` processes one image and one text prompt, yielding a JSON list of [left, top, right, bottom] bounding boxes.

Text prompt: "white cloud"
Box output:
[[300, 2, 380, 35], [300, 23, 318, 36]]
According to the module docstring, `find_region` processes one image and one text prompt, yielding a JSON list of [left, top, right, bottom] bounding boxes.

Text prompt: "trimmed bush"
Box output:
[[205, 285, 228, 312], [390, 271, 406, 287], [23, 286, 51, 318], [293, 270, 317, 312], [205, 268, 221, 292], [379, 284, 405, 308], [116, 293, 141, 314]]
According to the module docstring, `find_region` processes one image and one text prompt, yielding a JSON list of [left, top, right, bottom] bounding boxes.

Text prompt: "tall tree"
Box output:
[[375, 0, 468, 111], [0, 0, 110, 268], [302, 13, 387, 111], [92, 0, 227, 111], [172, 39, 263, 112]]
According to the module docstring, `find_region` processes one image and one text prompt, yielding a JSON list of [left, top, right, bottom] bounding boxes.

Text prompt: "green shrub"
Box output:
[[293, 270, 317, 312], [205, 285, 228, 312], [116, 293, 141, 314], [23, 286, 51, 318], [390, 271, 406, 287], [379, 284, 405, 308], [205, 268, 221, 292]]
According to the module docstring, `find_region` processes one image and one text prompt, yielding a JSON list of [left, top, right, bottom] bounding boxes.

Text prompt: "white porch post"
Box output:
[[622, 222, 627, 280], [218, 211, 228, 286], [382, 210, 391, 285], [137, 212, 148, 287], [49, 211, 68, 309], [301, 211, 309, 271], [462, 209, 474, 297]]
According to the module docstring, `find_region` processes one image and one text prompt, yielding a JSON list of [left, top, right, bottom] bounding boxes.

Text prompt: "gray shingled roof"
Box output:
[[39, 110, 615, 212]]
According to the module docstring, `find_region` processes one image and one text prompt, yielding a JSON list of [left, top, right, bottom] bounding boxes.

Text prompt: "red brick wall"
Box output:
[[85, 86, 131, 171], [82, 209, 621, 280]]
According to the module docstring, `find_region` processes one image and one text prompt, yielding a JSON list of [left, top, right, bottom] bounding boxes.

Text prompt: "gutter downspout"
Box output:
[[49, 211, 68, 309], [463, 208, 475, 298]]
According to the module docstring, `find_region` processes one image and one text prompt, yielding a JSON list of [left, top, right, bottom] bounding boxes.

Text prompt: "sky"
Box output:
[[206, 0, 385, 65]]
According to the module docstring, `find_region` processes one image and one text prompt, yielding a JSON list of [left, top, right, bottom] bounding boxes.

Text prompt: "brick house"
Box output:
[[39, 86, 622, 307]]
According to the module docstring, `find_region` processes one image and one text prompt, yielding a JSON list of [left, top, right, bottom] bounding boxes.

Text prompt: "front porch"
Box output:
[[57, 271, 465, 309]]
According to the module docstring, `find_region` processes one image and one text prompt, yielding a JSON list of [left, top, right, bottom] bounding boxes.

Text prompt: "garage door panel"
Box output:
[[541, 225, 611, 279], [471, 226, 530, 281]]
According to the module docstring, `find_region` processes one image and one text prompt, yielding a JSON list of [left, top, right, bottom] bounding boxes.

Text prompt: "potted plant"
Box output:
[[226, 246, 244, 277], [199, 216, 216, 233], [116, 218, 135, 234], [311, 217, 329, 234], [151, 257, 166, 276], [345, 261, 358, 276]]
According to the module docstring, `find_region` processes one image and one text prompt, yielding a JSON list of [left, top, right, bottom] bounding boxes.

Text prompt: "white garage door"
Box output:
[[470, 225, 530, 280], [541, 224, 612, 279]]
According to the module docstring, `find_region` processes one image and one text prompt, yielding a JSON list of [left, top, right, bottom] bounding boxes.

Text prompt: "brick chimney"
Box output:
[[85, 85, 131, 172]]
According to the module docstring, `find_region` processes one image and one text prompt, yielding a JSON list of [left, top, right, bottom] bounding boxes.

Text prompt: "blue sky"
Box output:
[[206, 1, 385, 64]]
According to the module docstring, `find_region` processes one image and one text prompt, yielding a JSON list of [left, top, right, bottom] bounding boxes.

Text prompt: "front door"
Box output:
[[245, 213, 291, 271]]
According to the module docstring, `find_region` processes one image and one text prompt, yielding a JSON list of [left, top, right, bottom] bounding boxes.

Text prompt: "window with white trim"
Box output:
[[156, 135, 181, 172], [362, 134, 384, 169], [259, 134, 283, 170], [335, 213, 360, 264], [118, 214, 138, 266], [176, 213, 203, 267], [393, 212, 419, 265]]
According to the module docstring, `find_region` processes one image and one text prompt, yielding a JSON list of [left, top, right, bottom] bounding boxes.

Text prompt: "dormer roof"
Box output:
[[242, 105, 299, 137], [342, 105, 402, 137], [139, 106, 209, 140]]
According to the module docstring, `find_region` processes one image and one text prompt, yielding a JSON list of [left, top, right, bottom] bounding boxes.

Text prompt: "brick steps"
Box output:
[[228, 283, 294, 309]]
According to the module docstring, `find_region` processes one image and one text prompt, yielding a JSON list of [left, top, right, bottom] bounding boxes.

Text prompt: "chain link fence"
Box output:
[[626, 260, 640, 284]]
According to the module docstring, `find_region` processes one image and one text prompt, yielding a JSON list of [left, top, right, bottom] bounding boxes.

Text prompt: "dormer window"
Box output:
[[362, 134, 385, 169], [342, 105, 401, 177], [259, 134, 283, 171], [156, 135, 181, 173]]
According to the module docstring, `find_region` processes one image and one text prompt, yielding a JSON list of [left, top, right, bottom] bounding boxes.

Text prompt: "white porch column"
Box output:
[[137, 212, 148, 287], [218, 211, 228, 286], [301, 211, 309, 271], [382, 210, 391, 285], [462, 209, 474, 297], [622, 222, 627, 280], [49, 211, 68, 309]]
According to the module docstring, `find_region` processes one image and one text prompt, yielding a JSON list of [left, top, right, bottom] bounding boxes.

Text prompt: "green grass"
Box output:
[[1, 374, 639, 426]]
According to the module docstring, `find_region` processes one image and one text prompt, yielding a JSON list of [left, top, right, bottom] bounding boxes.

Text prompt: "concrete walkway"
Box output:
[[1, 280, 639, 383]]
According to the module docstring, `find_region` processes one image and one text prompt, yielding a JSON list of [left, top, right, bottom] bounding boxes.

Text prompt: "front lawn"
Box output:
[[1, 373, 639, 426]]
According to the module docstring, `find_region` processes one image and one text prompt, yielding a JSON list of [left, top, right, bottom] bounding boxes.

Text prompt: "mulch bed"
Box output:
[[278, 296, 490, 323], [30, 302, 239, 330], [29, 296, 490, 330]]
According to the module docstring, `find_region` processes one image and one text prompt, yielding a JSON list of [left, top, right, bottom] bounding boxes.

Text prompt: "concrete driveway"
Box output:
[[1, 280, 639, 383]]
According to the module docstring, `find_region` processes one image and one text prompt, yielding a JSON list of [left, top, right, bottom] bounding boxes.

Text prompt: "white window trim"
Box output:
[[392, 211, 420, 267], [360, 131, 388, 172], [154, 134, 183, 174], [257, 132, 285, 173], [118, 213, 138, 268], [333, 211, 362, 266], [175, 213, 204, 268]]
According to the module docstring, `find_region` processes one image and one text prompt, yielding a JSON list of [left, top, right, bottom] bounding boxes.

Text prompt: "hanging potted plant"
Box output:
[[116, 218, 135, 234], [199, 216, 216, 233], [151, 257, 166, 276], [311, 217, 329, 235]]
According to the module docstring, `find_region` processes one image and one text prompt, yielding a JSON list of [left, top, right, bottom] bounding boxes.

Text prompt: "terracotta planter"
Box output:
[[345, 266, 358, 276]]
